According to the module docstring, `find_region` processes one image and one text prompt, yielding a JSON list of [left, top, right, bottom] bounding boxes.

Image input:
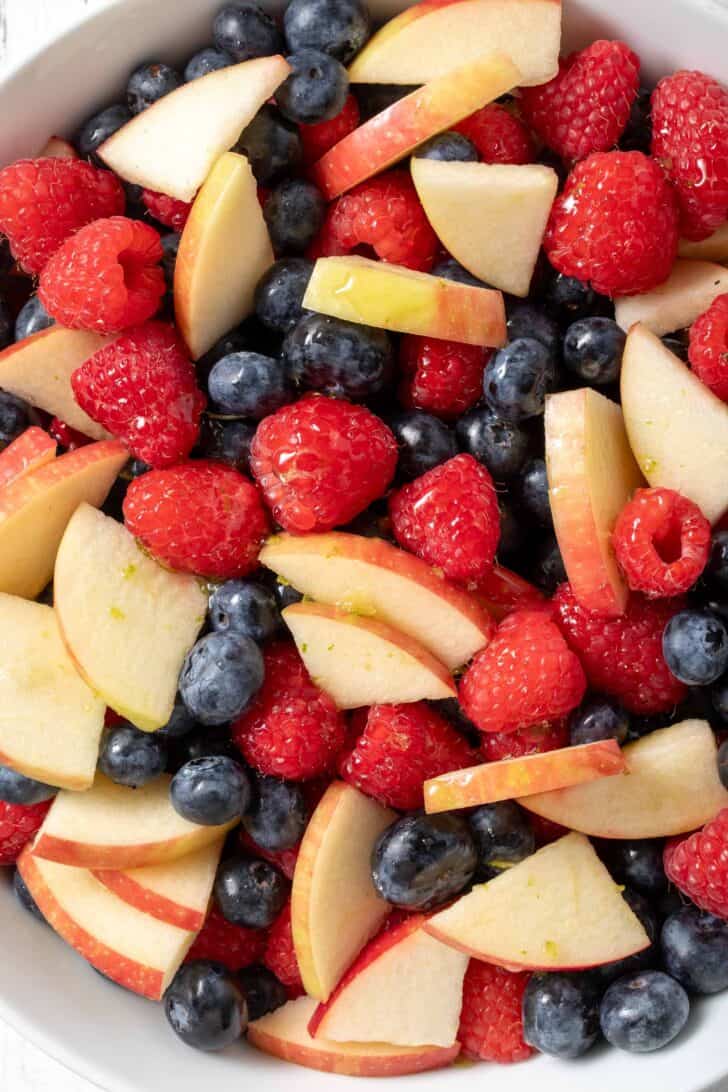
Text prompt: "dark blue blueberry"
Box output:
[[184, 47, 233, 81], [165, 960, 247, 1051], [238, 964, 287, 1020], [236, 105, 303, 185], [707, 531, 728, 592], [0, 297, 12, 350], [468, 802, 534, 882], [168, 725, 239, 770], [283, 312, 393, 400], [99, 722, 167, 788], [157, 695, 197, 739], [523, 972, 601, 1058], [456, 406, 530, 480], [126, 63, 181, 115], [353, 82, 415, 120], [276, 49, 349, 125], [209, 580, 280, 642], [601, 840, 666, 898], [0, 766, 55, 805], [0, 238, 12, 275], [414, 132, 478, 162], [179, 632, 264, 726], [593, 888, 659, 985], [76, 103, 131, 162], [518, 457, 552, 525], [198, 418, 256, 474], [243, 775, 308, 851], [498, 498, 525, 556], [431, 698, 480, 746], [621, 87, 652, 153], [160, 232, 180, 289], [208, 351, 292, 419], [662, 608, 728, 686], [171, 755, 251, 825], [661, 905, 728, 994], [284, 0, 370, 63], [270, 575, 303, 611], [530, 534, 566, 595], [389, 412, 456, 481], [264, 178, 326, 254], [371, 813, 477, 911], [506, 302, 560, 358], [718, 737, 728, 788], [255, 258, 312, 334], [546, 272, 605, 325], [431, 257, 484, 287], [13, 869, 45, 922], [343, 502, 393, 541], [661, 334, 689, 362], [563, 317, 626, 386], [600, 971, 689, 1052], [198, 320, 275, 377], [213, 3, 283, 60], [14, 294, 54, 341], [483, 338, 556, 422], [569, 696, 629, 746], [0, 392, 32, 449], [215, 856, 288, 928]]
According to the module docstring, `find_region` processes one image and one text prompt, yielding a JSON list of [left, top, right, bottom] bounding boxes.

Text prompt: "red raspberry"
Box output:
[[458, 960, 533, 1064], [71, 320, 204, 468], [0, 157, 125, 275], [123, 461, 270, 579], [651, 71, 728, 241], [48, 417, 92, 451], [480, 718, 569, 762], [239, 830, 300, 881], [613, 487, 711, 598], [39, 216, 165, 333], [473, 565, 544, 622], [398, 336, 489, 420], [0, 799, 52, 866], [664, 808, 728, 919], [521, 40, 640, 162], [233, 641, 347, 781], [689, 293, 728, 400], [455, 103, 534, 165], [141, 188, 192, 232], [300, 93, 360, 164], [308, 170, 437, 271], [389, 454, 500, 584], [544, 151, 679, 297], [250, 394, 397, 533], [460, 610, 586, 735], [264, 901, 304, 998], [185, 904, 267, 971], [552, 583, 687, 714], [339, 702, 478, 811]]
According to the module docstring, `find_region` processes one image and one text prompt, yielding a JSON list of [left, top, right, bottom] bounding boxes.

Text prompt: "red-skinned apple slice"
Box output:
[[471, 564, 543, 620], [679, 222, 728, 261], [615, 259, 728, 337], [0, 427, 56, 489]]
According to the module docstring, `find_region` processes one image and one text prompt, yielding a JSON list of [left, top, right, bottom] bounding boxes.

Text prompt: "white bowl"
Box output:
[[2, 1, 728, 1089]]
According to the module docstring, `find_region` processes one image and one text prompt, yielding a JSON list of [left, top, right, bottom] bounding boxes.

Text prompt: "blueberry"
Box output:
[[389, 412, 457, 481], [160, 232, 180, 289], [13, 870, 45, 922], [168, 724, 239, 770], [276, 49, 349, 125], [545, 272, 603, 324], [255, 258, 313, 334], [243, 775, 308, 851], [431, 698, 480, 746], [0, 766, 55, 805], [563, 317, 626, 386], [718, 738, 728, 787], [601, 840, 666, 898], [0, 392, 32, 448], [600, 971, 689, 1053], [284, 0, 370, 64], [179, 632, 264, 726], [569, 697, 629, 746], [456, 406, 530, 480], [198, 419, 256, 475], [264, 178, 326, 254], [371, 813, 477, 911], [523, 972, 601, 1058], [270, 576, 303, 611], [184, 47, 233, 81], [707, 531, 728, 592], [663, 608, 728, 686], [353, 83, 415, 120], [236, 105, 303, 185], [498, 499, 524, 556], [208, 351, 292, 419], [76, 103, 131, 162], [518, 457, 552, 525], [209, 580, 280, 642], [171, 755, 251, 825], [506, 302, 560, 358], [468, 802, 534, 881], [126, 63, 181, 115], [414, 132, 478, 162], [213, 3, 283, 60], [98, 722, 167, 788], [621, 87, 652, 153], [198, 320, 275, 375], [662, 334, 689, 362], [165, 960, 247, 1051], [530, 535, 566, 595], [0, 238, 12, 276], [238, 964, 287, 1021], [283, 312, 394, 400], [484, 338, 556, 422], [157, 695, 197, 739], [431, 257, 485, 287], [661, 906, 728, 994], [14, 294, 54, 341], [215, 856, 288, 928], [593, 888, 659, 985]]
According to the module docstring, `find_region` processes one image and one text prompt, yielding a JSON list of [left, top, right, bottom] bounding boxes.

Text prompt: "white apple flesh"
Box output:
[[615, 259, 728, 337]]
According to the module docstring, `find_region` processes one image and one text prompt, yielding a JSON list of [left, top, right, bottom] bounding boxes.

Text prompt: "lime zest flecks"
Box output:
[[109, 605, 126, 620]]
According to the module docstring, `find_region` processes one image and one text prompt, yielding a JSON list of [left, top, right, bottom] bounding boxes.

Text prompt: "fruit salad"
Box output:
[[1, 0, 728, 1075]]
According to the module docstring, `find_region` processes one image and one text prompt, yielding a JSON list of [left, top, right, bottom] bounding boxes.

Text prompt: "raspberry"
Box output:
[[250, 394, 397, 533], [552, 582, 687, 714], [398, 335, 489, 420], [458, 960, 533, 1064], [185, 904, 267, 971], [123, 461, 270, 579], [460, 610, 586, 735], [664, 808, 728, 919], [233, 641, 347, 781], [455, 103, 534, 164], [544, 151, 679, 297], [0, 157, 125, 275], [0, 799, 52, 866], [651, 71, 728, 241], [520, 40, 640, 162], [71, 320, 204, 468], [141, 188, 192, 232], [300, 93, 360, 164], [39, 216, 166, 333], [48, 417, 92, 451], [473, 565, 545, 622], [689, 293, 728, 400], [480, 718, 569, 762], [264, 901, 304, 998], [339, 702, 478, 811], [308, 170, 437, 271], [389, 454, 500, 583], [613, 487, 711, 598], [239, 830, 300, 880]]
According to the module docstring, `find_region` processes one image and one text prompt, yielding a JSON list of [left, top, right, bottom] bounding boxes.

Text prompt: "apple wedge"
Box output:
[[411, 159, 558, 297], [303, 256, 507, 347], [426, 832, 650, 971], [54, 503, 207, 731], [249, 997, 461, 1076], [18, 850, 195, 1000], [98, 55, 291, 201], [615, 259, 728, 337], [313, 51, 521, 199], [679, 222, 728, 261], [260, 532, 494, 671], [546, 389, 643, 616], [348, 0, 561, 86], [175, 151, 273, 360], [621, 324, 728, 522], [520, 720, 728, 839], [283, 602, 456, 707], [0, 427, 56, 488], [308, 914, 468, 1047], [0, 440, 127, 600]]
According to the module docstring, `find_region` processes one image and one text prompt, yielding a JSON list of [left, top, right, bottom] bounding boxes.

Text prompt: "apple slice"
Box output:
[[313, 51, 520, 199], [615, 259, 728, 336], [54, 503, 207, 731], [411, 159, 558, 297], [249, 997, 461, 1076], [292, 782, 394, 1002], [260, 532, 494, 671], [679, 222, 728, 261], [93, 838, 225, 931], [426, 832, 650, 971], [303, 256, 506, 347], [621, 324, 728, 523], [348, 0, 561, 87], [0, 326, 112, 440], [175, 151, 273, 360], [283, 602, 456, 707], [0, 427, 56, 489], [0, 440, 127, 600], [309, 915, 468, 1047], [472, 564, 543, 620], [18, 850, 195, 1000], [98, 56, 291, 201], [520, 719, 728, 839], [546, 388, 643, 616]]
